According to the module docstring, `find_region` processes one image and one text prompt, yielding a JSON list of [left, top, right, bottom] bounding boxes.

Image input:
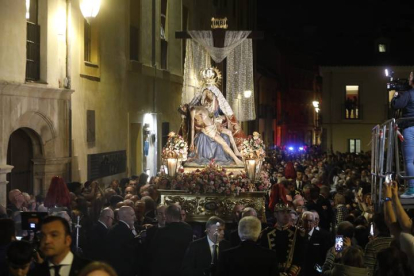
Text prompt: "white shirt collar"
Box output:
[[48, 251, 73, 276], [98, 220, 108, 229], [48, 251, 73, 267], [207, 236, 218, 246], [308, 227, 315, 238]]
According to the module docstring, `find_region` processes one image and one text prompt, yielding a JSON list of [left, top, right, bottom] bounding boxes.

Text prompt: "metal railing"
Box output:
[[371, 117, 414, 210]]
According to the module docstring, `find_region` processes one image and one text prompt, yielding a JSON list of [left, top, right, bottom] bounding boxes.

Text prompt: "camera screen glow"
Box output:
[[30, 223, 35, 228]]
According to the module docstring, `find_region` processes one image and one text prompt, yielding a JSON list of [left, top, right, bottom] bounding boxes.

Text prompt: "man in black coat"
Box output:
[[218, 216, 278, 276], [149, 204, 193, 276], [299, 211, 330, 276], [29, 216, 90, 276], [104, 206, 137, 276], [85, 207, 114, 260], [181, 216, 231, 276]]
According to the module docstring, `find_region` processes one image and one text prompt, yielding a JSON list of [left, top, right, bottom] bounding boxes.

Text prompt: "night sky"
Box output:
[[257, 1, 414, 65]]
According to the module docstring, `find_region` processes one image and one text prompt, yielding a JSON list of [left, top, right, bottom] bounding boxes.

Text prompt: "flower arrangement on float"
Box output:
[[240, 131, 266, 180], [161, 132, 188, 176], [155, 160, 271, 195]]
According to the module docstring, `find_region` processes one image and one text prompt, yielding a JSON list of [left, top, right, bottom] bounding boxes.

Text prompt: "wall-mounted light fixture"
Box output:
[[80, 0, 101, 21], [243, 90, 252, 98]]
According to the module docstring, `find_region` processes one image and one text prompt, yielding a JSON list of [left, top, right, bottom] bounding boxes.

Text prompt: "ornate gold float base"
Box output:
[[159, 189, 266, 223], [182, 163, 245, 175]]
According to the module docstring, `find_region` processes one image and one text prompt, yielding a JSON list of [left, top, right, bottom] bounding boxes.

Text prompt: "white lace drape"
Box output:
[[182, 30, 255, 121], [188, 31, 250, 63], [226, 38, 255, 121], [182, 39, 211, 105]]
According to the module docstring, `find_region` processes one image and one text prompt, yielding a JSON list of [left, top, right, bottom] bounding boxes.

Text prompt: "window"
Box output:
[[84, 19, 92, 62], [378, 44, 387, 53], [26, 0, 40, 81], [160, 0, 168, 70], [81, 18, 100, 80], [349, 139, 361, 153], [130, 0, 141, 61], [345, 85, 359, 119], [83, 19, 99, 64]]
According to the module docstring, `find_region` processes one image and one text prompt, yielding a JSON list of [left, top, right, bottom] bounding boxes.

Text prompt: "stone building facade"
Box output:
[[0, 0, 257, 206]]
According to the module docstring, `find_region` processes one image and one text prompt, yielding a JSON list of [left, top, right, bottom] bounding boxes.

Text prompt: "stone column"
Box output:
[[0, 164, 14, 207]]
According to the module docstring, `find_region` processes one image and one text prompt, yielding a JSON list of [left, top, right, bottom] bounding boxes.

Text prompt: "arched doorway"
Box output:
[[6, 129, 35, 194]]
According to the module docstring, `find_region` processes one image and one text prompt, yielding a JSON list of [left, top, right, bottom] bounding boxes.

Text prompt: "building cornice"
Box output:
[[0, 82, 74, 100]]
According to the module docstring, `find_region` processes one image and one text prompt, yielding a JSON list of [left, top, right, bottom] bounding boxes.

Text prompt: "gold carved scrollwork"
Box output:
[[159, 190, 266, 222]]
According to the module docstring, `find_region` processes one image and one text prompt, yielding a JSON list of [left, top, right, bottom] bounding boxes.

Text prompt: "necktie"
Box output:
[[212, 244, 218, 264], [53, 265, 62, 276]]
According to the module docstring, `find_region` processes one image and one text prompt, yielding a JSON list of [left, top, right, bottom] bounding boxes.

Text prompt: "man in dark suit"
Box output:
[[310, 210, 333, 247], [218, 216, 278, 276], [300, 211, 330, 276], [29, 216, 90, 276], [149, 204, 193, 276], [85, 207, 114, 260], [104, 206, 137, 276], [181, 216, 231, 276]]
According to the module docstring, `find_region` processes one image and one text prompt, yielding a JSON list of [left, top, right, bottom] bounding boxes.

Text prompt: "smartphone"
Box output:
[[370, 223, 374, 236], [335, 235, 344, 252], [385, 174, 392, 185]]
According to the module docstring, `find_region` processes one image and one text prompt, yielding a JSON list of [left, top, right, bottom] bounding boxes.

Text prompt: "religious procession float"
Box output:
[[155, 20, 268, 222]]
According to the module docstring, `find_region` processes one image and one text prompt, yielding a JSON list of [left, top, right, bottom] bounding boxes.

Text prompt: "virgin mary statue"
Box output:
[[181, 67, 245, 165]]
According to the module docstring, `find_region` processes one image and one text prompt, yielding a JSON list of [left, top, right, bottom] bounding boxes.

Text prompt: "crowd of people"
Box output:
[[0, 146, 413, 276]]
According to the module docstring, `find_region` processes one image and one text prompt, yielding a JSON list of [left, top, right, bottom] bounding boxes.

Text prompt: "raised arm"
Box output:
[[391, 181, 413, 232]]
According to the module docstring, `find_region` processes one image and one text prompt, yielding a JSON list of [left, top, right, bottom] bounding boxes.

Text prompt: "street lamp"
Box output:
[[80, 0, 101, 21]]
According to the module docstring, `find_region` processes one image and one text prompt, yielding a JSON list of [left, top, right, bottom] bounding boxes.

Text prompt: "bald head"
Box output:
[[118, 206, 136, 228], [99, 208, 114, 228], [165, 204, 181, 223], [242, 207, 257, 218], [157, 205, 167, 227], [8, 189, 25, 207]]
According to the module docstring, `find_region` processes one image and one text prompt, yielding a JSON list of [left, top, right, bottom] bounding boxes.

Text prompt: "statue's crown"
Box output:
[[200, 67, 222, 87]]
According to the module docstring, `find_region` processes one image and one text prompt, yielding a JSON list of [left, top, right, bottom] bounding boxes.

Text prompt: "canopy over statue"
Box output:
[[176, 29, 257, 166]]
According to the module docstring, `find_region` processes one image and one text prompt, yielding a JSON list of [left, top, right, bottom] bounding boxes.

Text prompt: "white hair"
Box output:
[[238, 216, 262, 242]]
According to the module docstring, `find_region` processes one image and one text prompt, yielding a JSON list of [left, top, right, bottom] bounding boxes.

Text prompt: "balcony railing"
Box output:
[[342, 104, 363, 120]]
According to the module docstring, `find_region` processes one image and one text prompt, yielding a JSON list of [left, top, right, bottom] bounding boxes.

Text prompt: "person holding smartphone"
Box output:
[[321, 221, 354, 274], [363, 213, 393, 273]]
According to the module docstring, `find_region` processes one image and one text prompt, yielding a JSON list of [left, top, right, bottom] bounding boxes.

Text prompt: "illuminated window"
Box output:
[[378, 44, 387, 53], [345, 85, 359, 119], [349, 139, 361, 153]]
